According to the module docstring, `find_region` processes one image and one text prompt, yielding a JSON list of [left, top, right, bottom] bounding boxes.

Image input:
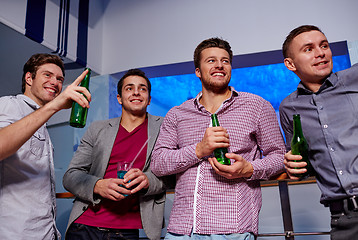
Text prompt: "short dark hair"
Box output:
[[22, 53, 65, 93], [117, 69, 151, 97], [193, 37, 233, 69], [282, 25, 324, 58]]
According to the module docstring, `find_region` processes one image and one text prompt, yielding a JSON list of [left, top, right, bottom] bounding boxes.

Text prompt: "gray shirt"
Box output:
[[279, 63, 358, 205], [0, 95, 60, 239]]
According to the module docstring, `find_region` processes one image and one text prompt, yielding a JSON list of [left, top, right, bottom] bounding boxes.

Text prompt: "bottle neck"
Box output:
[[293, 116, 303, 137], [211, 114, 220, 127]]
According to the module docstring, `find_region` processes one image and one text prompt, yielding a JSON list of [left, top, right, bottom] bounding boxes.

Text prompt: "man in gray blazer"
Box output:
[[63, 69, 173, 240]]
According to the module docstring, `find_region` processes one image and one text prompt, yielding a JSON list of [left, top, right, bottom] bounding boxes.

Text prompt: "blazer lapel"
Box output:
[[97, 117, 121, 176], [144, 114, 162, 170]]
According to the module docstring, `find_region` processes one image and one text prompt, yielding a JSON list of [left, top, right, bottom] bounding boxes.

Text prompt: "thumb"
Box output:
[[225, 153, 243, 162]]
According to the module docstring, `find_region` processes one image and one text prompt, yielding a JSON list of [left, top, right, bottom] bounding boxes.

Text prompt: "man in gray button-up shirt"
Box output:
[[279, 25, 358, 240], [0, 53, 91, 239]]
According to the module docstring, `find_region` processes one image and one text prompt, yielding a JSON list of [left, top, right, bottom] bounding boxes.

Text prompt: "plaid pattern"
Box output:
[[151, 88, 285, 235]]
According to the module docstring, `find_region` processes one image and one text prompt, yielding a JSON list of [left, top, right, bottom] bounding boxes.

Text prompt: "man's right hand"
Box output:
[[284, 150, 307, 180], [94, 178, 131, 201], [195, 126, 230, 159], [46, 69, 91, 113]]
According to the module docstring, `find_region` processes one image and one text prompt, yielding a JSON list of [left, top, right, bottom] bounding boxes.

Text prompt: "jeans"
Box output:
[[331, 210, 358, 240], [165, 232, 255, 240], [66, 223, 139, 240]]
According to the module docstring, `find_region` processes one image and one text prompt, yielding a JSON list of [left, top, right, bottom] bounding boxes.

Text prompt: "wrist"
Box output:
[[195, 143, 204, 159]]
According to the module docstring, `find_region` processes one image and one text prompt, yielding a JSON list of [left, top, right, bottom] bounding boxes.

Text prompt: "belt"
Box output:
[[96, 227, 139, 233], [329, 196, 358, 213]]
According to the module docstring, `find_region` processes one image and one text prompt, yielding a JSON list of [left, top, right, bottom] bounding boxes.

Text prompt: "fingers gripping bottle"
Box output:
[[69, 68, 91, 128], [290, 114, 315, 180], [211, 114, 231, 165]]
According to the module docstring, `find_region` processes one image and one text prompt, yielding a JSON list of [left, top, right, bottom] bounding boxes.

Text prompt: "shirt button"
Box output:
[[323, 124, 328, 128], [319, 106, 323, 110], [330, 147, 335, 152], [339, 170, 343, 175]]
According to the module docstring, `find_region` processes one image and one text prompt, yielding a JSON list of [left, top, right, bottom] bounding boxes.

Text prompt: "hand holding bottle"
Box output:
[[208, 152, 253, 179], [195, 114, 230, 161], [284, 151, 308, 180], [290, 114, 315, 180], [70, 68, 91, 128], [195, 126, 230, 159], [45, 69, 91, 112], [211, 114, 231, 165]]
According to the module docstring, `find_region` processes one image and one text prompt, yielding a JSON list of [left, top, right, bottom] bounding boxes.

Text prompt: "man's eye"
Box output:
[[304, 48, 312, 52]]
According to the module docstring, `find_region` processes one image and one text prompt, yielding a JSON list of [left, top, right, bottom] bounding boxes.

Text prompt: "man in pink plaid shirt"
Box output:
[[151, 37, 286, 240]]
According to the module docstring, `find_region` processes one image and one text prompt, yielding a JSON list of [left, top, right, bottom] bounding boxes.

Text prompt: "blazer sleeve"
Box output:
[[63, 122, 104, 205]]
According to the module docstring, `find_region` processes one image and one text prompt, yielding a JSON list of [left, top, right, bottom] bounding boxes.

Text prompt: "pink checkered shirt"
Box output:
[[151, 88, 285, 235]]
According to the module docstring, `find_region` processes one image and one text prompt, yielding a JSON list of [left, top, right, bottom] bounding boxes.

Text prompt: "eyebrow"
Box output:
[[124, 83, 148, 88], [41, 70, 64, 81], [300, 40, 329, 50], [204, 56, 230, 61]]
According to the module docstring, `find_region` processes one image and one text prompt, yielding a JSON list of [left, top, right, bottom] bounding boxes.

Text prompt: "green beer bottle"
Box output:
[[290, 114, 315, 179], [69, 68, 91, 128], [211, 114, 231, 165]]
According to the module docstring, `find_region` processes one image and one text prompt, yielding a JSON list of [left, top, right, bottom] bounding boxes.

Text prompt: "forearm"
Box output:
[[63, 169, 101, 203], [151, 144, 200, 176], [0, 104, 56, 161], [250, 153, 285, 180], [251, 102, 286, 180]]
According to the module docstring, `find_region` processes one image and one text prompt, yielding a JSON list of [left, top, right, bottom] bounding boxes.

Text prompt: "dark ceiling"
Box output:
[[0, 22, 89, 97]]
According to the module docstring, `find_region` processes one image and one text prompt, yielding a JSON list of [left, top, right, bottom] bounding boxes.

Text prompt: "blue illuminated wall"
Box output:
[[110, 41, 351, 118]]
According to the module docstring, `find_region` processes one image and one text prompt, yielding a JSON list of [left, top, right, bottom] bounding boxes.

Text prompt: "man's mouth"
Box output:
[[314, 61, 329, 66], [212, 72, 225, 77], [45, 87, 57, 94]]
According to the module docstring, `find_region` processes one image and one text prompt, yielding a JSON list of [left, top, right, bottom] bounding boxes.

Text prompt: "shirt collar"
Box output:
[[296, 71, 336, 95], [17, 94, 40, 110], [194, 86, 239, 111]]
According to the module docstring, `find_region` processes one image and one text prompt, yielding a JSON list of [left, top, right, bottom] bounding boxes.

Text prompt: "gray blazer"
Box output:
[[63, 114, 172, 240]]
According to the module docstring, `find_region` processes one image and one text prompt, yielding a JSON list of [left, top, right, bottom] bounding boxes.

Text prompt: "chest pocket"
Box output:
[[30, 131, 46, 156]]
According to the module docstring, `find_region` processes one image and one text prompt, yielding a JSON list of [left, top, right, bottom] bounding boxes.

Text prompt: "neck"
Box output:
[[120, 111, 147, 132], [24, 90, 45, 107], [199, 87, 231, 113], [302, 81, 323, 93]]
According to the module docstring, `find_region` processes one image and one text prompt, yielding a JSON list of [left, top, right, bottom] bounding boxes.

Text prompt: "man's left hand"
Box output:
[[208, 153, 253, 179], [123, 168, 149, 194]]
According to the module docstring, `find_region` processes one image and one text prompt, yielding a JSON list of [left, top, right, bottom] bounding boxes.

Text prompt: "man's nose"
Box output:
[[315, 47, 325, 58], [133, 87, 140, 95], [215, 61, 224, 68]]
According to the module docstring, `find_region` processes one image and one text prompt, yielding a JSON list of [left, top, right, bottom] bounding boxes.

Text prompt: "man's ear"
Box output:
[[117, 94, 122, 105], [195, 68, 201, 78], [284, 58, 296, 71], [25, 72, 33, 86]]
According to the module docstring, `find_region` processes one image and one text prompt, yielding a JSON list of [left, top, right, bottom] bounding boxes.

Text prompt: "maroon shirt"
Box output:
[[75, 118, 148, 229]]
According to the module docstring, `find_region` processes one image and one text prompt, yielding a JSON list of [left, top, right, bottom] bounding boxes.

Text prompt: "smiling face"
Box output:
[[284, 30, 333, 91], [195, 47, 232, 93], [24, 63, 64, 106], [117, 75, 151, 117]]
